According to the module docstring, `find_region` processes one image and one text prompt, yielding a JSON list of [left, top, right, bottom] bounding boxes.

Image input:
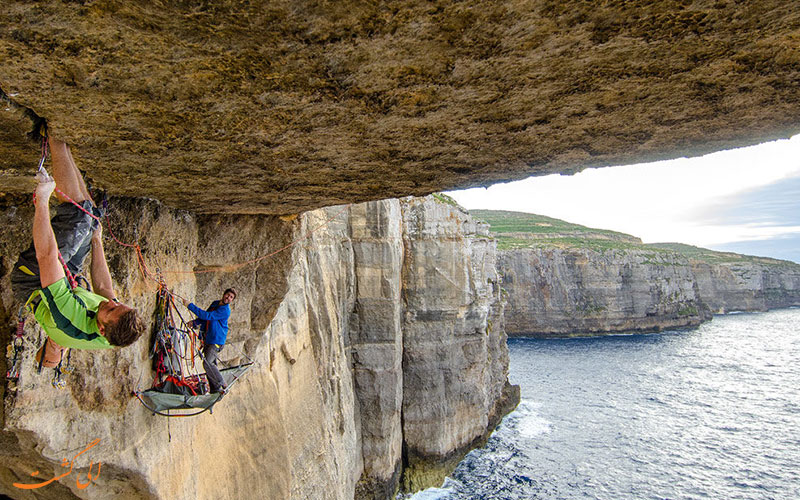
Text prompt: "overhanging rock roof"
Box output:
[[1, 1, 799, 214]]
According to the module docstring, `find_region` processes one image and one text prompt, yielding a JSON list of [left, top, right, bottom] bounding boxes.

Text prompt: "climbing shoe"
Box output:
[[26, 113, 47, 143]]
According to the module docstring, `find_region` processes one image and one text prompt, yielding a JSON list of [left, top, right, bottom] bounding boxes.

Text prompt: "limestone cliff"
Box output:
[[650, 243, 800, 314], [691, 260, 800, 313], [399, 197, 514, 492], [475, 210, 800, 337], [499, 247, 712, 336], [1, 195, 515, 499], [500, 246, 800, 337]]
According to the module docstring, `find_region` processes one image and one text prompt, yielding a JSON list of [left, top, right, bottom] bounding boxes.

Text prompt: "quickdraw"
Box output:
[[31, 132, 87, 291], [51, 350, 71, 389], [5, 307, 26, 381], [16, 130, 93, 389]]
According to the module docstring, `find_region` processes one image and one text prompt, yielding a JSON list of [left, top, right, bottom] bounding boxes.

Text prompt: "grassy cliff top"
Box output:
[[647, 242, 799, 267], [471, 209, 800, 268], [469, 210, 637, 240]]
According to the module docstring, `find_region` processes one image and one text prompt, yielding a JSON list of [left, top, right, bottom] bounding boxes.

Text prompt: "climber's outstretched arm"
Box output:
[[33, 172, 66, 288]]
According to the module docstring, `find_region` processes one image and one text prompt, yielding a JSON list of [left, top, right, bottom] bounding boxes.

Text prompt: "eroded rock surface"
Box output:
[[692, 260, 800, 313], [1, 197, 296, 500], [2, 1, 800, 213], [400, 197, 515, 492]]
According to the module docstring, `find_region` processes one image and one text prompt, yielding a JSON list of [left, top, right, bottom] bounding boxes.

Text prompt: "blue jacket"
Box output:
[[188, 300, 230, 346]]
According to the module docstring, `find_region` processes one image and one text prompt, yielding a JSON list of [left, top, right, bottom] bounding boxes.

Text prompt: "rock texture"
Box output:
[[1, 195, 515, 499], [2, 197, 297, 500], [499, 247, 711, 336], [399, 197, 515, 492], [692, 260, 800, 313], [3, 2, 799, 496], [2, 1, 800, 213], [499, 247, 800, 337]]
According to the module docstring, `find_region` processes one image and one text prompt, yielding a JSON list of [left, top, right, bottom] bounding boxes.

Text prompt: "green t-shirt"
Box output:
[[34, 278, 112, 350]]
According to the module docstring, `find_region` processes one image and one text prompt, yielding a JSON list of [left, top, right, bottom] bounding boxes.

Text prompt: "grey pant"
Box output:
[[11, 200, 101, 303], [203, 343, 226, 393]]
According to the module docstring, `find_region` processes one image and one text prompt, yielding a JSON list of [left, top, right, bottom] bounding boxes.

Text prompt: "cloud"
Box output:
[[693, 175, 800, 228], [711, 233, 800, 264], [446, 135, 800, 258]]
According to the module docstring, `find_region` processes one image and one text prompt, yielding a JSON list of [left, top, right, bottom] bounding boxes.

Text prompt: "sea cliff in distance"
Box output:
[[470, 208, 800, 338]]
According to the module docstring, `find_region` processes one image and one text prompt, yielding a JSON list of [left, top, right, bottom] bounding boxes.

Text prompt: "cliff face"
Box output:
[[399, 198, 514, 492], [499, 247, 800, 337], [692, 261, 800, 313], [499, 247, 711, 337], [2, 1, 800, 213], [0, 195, 515, 499], [1, 198, 297, 500]]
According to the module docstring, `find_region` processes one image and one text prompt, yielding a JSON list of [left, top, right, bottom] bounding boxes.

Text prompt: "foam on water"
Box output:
[[511, 402, 552, 439], [408, 486, 453, 500]]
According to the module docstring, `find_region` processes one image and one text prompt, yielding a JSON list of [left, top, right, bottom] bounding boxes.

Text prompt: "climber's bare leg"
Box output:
[[48, 136, 93, 205], [65, 143, 93, 203]]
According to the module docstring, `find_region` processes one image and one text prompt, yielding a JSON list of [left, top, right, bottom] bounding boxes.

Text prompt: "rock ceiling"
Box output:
[[1, 1, 799, 214]]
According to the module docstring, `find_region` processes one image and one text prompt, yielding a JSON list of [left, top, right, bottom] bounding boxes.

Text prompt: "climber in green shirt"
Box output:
[[11, 135, 146, 367]]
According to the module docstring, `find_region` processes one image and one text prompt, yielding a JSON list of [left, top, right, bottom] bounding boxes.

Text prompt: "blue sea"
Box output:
[[411, 308, 800, 500]]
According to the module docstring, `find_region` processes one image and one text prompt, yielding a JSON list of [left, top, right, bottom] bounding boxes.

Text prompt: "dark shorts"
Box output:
[[10, 201, 101, 303]]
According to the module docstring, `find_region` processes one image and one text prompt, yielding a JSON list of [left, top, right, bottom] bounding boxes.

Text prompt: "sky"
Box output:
[[446, 134, 800, 263]]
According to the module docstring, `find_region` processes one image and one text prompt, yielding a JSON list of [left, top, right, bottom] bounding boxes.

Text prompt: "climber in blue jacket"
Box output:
[[182, 288, 236, 395]]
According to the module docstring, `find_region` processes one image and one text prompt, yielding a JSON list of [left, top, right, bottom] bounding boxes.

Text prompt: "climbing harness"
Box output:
[[134, 277, 253, 417]]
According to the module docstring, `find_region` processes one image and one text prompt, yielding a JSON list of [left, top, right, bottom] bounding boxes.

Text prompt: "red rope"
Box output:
[[163, 375, 198, 396], [104, 211, 156, 281], [57, 252, 78, 289]]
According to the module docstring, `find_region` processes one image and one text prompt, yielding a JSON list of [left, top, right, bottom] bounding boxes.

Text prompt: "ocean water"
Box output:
[[411, 308, 800, 500]]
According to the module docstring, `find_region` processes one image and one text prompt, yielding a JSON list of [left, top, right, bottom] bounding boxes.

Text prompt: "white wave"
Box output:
[[518, 412, 552, 438], [503, 400, 552, 439], [408, 486, 453, 500]]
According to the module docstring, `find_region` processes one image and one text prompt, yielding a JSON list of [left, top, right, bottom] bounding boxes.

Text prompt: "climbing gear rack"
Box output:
[[134, 279, 253, 417]]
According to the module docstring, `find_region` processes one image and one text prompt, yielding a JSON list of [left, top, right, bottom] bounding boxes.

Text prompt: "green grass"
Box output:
[[495, 235, 662, 252], [475, 210, 800, 271], [647, 242, 799, 267], [470, 210, 634, 239], [473, 209, 650, 252], [431, 192, 460, 207]]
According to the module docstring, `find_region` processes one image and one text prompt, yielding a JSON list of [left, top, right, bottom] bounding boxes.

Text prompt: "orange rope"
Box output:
[[103, 210, 156, 282]]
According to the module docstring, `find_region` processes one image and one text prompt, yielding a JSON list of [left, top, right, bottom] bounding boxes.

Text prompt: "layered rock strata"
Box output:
[[499, 247, 800, 337], [499, 247, 711, 337], [1, 195, 515, 499], [692, 261, 800, 313], [399, 198, 515, 492]]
